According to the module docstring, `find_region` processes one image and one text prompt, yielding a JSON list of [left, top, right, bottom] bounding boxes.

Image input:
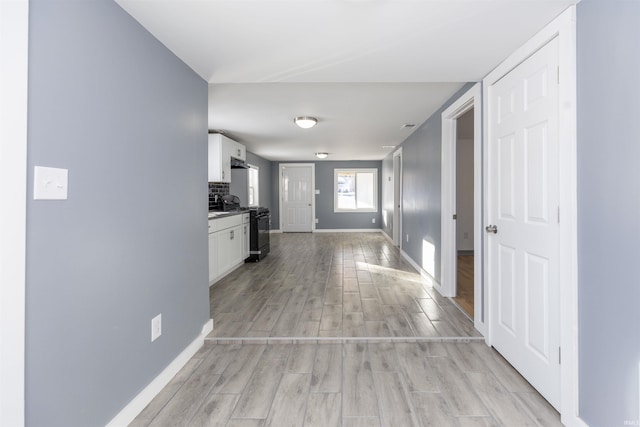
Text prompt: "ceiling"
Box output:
[[116, 0, 575, 161]]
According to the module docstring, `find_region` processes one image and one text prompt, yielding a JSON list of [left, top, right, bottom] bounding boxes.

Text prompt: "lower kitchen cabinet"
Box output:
[[208, 214, 246, 285], [242, 213, 250, 260], [217, 224, 242, 274], [208, 230, 220, 283]]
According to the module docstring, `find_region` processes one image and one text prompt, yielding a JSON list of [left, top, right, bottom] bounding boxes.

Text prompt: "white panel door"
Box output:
[[281, 164, 313, 232], [487, 38, 560, 409]]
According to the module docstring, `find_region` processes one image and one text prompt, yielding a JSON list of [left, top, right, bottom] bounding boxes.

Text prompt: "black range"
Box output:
[[245, 207, 270, 262]]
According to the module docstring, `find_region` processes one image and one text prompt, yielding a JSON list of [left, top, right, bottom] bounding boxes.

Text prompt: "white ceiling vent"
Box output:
[[401, 123, 416, 129]]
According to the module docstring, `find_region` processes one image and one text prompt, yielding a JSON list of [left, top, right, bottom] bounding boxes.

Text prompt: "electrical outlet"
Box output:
[[406, 234, 409, 243], [463, 232, 469, 239], [315, 218, 319, 224], [151, 314, 162, 342], [372, 218, 376, 224]]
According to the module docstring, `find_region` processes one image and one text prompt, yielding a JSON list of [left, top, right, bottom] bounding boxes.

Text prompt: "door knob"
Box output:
[[485, 225, 498, 234]]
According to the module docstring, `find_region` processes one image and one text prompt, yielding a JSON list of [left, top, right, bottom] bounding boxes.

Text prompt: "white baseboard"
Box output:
[[399, 248, 442, 291], [313, 228, 382, 233], [272, 228, 384, 234], [106, 319, 214, 427], [563, 415, 589, 427]]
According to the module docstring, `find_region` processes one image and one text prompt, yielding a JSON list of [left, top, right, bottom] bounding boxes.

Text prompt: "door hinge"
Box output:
[[557, 66, 560, 84], [558, 347, 561, 364], [557, 206, 560, 223], [453, 214, 457, 220]]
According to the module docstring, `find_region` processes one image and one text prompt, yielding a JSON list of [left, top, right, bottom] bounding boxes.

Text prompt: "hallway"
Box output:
[[130, 233, 560, 426], [209, 233, 479, 340]]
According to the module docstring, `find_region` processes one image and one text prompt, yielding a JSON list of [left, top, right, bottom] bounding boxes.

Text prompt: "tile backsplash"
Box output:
[[208, 182, 229, 210]]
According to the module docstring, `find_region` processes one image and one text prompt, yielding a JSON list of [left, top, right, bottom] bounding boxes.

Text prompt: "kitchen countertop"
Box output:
[[208, 210, 249, 219]]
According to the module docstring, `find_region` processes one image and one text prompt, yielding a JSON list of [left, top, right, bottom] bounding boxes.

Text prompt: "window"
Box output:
[[334, 168, 378, 212], [248, 165, 259, 206]]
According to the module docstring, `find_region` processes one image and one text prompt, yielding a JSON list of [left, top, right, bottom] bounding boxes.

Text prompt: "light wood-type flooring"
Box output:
[[131, 233, 560, 426], [453, 255, 474, 318], [209, 233, 480, 340]]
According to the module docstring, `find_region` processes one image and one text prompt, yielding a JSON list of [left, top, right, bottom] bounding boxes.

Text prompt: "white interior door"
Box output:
[[280, 164, 314, 232], [487, 38, 560, 409]]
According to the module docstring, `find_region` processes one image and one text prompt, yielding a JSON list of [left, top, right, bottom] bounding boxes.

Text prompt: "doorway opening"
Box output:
[[440, 83, 483, 334], [392, 148, 402, 247], [453, 108, 475, 318]]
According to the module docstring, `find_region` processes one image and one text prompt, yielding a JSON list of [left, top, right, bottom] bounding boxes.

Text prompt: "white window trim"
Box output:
[[334, 168, 378, 213], [247, 164, 259, 207]]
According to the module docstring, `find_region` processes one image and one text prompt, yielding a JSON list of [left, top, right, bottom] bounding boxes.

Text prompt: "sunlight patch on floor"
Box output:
[[355, 261, 424, 283], [422, 239, 436, 278]]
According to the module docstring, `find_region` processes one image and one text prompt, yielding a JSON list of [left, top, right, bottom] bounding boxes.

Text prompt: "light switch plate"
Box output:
[[315, 189, 320, 195], [34, 166, 68, 200], [151, 314, 162, 342]]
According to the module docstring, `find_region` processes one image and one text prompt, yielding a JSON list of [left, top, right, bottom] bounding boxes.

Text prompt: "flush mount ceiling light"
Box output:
[[315, 152, 328, 159], [294, 116, 318, 129]]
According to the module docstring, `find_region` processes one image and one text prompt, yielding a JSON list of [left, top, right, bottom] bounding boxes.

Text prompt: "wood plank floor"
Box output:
[[209, 233, 480, 340], [130, 341, 561, 426], [130, 233, 560, 426], [454, 255, 474, 318]]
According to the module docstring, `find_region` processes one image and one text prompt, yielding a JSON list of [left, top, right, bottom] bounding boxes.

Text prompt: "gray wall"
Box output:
[[382, 84, 474, 281], [229, 151, 273, 211], [315, 161, 382, 230], [270, 161, 382, 230], [26, 1, 209, 426], [577, 0, 640, 425]]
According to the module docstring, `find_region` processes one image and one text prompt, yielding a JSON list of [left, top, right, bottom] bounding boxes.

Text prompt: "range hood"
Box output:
[[231, 158, 250, 169]]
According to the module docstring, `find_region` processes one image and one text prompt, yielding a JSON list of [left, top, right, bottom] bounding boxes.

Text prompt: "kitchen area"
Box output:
[[207, 133, 271, 285]]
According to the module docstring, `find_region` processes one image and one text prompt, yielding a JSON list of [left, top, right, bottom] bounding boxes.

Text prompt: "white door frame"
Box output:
[[0, 1, 28, 425], [392, 148, 403, 247], [278, 163, 316, 232], [483, 7, 582, 426], [440, 83, 484, 335]]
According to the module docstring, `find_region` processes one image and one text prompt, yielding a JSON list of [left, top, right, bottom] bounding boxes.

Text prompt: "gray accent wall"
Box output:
[[26, 1, 209, 426], [577, 0, 640, 425], [315, 161, 381, 230], [382, 84, 474, 281], [270, 161, 382, 230]]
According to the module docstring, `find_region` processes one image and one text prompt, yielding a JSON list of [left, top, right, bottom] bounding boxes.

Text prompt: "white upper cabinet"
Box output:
[[208, 134, 246, 182], [208, 134, 230, 182], [229, 140, 246, 162]]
